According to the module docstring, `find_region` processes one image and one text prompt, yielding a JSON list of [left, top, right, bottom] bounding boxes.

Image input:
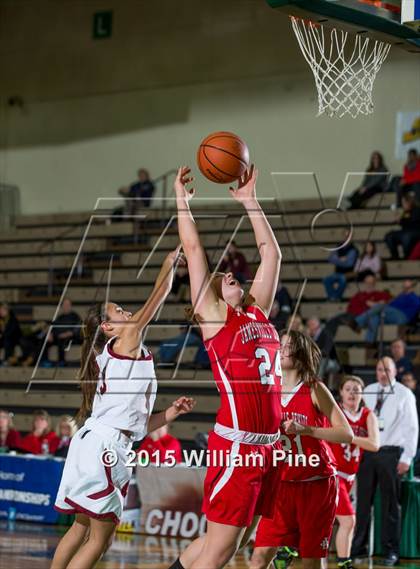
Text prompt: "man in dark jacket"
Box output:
[[48, 298, 81, 365], [0, 303, 21, 365], [323, 239, 359, 301], [385, 195, 420, 259]]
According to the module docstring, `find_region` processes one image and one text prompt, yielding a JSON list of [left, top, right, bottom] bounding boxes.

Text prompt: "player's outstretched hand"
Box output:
[[172, 396, 196, 416], [174, 166, 195, 201], [166, 244, 186, 268], [283, 419, 308, 436], [229, 164, 258, 204]]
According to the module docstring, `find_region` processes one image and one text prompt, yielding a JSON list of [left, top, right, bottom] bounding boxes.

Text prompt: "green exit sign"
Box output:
[[93, 11, 113, 39]]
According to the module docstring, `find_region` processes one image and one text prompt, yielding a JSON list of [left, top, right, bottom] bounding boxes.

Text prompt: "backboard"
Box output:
[[267, 0, 420, 52]]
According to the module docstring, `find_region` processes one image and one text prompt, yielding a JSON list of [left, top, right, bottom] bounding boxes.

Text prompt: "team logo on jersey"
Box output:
[[282, 411, 308, 425], [320, 538, 330, 550], [239, 321, 278, 345]]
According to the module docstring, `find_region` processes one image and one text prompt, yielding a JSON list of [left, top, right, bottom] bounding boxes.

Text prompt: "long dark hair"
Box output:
[[75, 303, 108, 425], [280, 329, 322, 387], [362, 240, 376, 259], [367, 151, 386, 172]]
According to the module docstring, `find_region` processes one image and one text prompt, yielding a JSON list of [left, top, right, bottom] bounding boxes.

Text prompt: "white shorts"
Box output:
[[54, 417, 133, 524]]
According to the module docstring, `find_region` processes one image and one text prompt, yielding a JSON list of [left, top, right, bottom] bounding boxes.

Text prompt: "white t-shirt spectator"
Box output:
[[354, 254, 381, 275]]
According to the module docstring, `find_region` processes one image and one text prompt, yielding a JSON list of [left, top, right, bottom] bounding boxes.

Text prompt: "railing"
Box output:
[[38, 221, 91, 298], [34, 168, 178, 298], [153, 169, 178, 217]]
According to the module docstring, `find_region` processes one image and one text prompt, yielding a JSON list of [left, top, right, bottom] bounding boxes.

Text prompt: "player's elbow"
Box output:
[[343, 427, 354, 444], [181, 240, 202, 257], [262, 243, 282, 262], [371, 442, 380, 452], [275, 248, 282, 263]]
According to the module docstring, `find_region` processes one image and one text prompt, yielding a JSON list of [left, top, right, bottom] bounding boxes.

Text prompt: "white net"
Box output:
[[291, 16, 392, 118]]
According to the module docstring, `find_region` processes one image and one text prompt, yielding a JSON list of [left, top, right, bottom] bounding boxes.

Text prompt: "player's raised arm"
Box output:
[[174, 166, 224, 332], [120, 246, 181, 343], [229, 165, 282, 315]]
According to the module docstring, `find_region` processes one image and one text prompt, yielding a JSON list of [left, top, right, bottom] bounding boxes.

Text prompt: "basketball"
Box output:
[[197, 131, 250, 184]]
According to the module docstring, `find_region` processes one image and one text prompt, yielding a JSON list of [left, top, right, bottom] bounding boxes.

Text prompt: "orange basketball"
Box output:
[[197, 131, 250, 184]]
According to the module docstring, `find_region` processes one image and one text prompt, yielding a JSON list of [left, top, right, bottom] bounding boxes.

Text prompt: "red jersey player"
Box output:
[[171, 165, 283, 569], [329, 376, 379, 569], [251, 331, 353, 569]]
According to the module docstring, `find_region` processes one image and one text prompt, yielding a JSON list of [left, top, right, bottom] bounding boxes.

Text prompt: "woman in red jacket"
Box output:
[[20, 409, 60, 454]]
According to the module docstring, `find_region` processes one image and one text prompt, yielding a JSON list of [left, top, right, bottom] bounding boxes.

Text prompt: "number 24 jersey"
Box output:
[[204, 304, 282, 435]]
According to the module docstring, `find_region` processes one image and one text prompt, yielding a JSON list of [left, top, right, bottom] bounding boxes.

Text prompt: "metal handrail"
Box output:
[[34, 168, 178, 297]]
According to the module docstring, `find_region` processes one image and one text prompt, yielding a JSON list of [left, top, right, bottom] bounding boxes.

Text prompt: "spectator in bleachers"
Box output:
[[408, 240, 420, 261], [346, 274, 392, 316], [354, 240, 382, 281], [286, 313, 304, 332], [355, 279, 420, 345], [19, 320, 50, 367], [306, 316, 339, 378], [0, 303, 22, 366], [323, 240, 359, 301], [0, 409, 20, 450], [171, 262, 190, 302], [396, 148, 420, 206], [352, 357, 419, 565], [158, 325, 210, 369], [269, 300, 287, 331], [385, 194, 420, 260], [118, 169, 156, 242], [324, 274, 392, 340], [45, 298, 81, 366], [54, 415, 77, 458], [274, 280, 293, 325], [390, 338, 414, 382], [347, 151, 388, 209], [20, 409, 60, 455], [219, 240, 251, 284], [119, 168, 155, 210], [138, 424, 182, 464]]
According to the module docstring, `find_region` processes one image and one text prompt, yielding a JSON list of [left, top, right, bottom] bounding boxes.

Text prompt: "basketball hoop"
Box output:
[[290, 16, 391, 118]]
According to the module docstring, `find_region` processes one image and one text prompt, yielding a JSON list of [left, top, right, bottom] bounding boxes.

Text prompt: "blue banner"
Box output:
[[0, 454, 64, 523]]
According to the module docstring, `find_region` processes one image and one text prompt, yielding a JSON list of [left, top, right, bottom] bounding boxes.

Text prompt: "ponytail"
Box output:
[[75, 303, 108, 426]]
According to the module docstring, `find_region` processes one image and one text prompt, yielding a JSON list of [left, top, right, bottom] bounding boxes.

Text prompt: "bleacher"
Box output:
[[1, 192, 419, 444]]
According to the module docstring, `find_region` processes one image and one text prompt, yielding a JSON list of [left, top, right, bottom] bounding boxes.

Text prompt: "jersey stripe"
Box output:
[[209, 441, 240, 502], [215, 354, 239, 430]]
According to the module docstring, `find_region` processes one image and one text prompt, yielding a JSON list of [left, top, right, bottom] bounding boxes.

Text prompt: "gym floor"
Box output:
[[1, 522, 420, 569]]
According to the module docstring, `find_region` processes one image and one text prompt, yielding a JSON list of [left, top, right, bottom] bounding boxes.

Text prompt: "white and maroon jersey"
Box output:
[[279, 382, 335, 481], [329, 405, 370, 477], [91, 337, 157, 440], [204, 304, 282, 434]]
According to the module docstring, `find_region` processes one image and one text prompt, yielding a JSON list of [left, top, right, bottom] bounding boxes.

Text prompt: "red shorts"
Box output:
[[255, 476, 338, 558], [202, 431, 281, 527], [336, 475, 355, 516]]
